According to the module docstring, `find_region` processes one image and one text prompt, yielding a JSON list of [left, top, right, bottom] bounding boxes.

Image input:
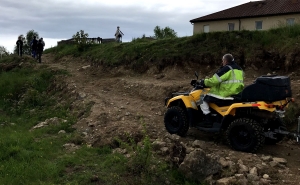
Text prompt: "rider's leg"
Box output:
[[200, 99, 213, 127]]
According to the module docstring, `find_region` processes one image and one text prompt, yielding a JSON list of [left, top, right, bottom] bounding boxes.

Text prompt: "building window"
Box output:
[[287, 18, 295, 26], [204, 25, 210, 33], [228, 23, 235, 31], [255, 21, 263, 30]]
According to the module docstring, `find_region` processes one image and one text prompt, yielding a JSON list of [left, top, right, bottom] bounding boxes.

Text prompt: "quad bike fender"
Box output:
[[210, 99, 290, 117], [166, 95, 198, 110]]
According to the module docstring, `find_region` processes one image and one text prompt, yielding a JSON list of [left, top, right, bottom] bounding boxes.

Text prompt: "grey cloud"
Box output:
[[1, 0, 245, 42]]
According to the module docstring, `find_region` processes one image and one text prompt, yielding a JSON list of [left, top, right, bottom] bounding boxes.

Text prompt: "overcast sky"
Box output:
[[0, 0, 255, 53]]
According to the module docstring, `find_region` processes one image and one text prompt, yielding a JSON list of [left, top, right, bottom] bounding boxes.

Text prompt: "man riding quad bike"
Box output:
[[164, 55, 294, 153]]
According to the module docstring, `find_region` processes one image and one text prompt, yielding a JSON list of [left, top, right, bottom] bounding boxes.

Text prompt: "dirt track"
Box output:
[[42, 54, 300, 184]]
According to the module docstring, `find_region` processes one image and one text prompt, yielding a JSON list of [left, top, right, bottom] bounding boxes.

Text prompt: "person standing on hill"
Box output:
[[114, 26, 124, 43], [40, 37, 45, 47], [36, 38, 44, 63], [16, 36, 23, 57], [30, 36, 38, 58]]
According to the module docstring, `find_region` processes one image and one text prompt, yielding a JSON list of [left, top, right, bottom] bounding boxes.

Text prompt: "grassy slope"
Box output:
[[45, 24, 300, 72]]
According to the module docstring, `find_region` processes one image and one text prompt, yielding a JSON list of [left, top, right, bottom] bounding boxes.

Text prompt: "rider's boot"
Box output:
[[199, 113, 213, 128]]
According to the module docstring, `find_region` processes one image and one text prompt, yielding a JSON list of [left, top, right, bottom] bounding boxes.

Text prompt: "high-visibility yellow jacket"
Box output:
[[204, 62, 244, 99]]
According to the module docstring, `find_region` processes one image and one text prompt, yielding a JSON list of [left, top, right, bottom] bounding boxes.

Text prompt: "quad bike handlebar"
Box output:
[[191, 72, 207, 88], [190, 79, 206, 88]]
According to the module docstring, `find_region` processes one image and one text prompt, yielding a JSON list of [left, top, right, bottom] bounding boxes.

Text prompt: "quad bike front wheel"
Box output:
[[226, 118, 265, 153], [164, 106, 189, 137]]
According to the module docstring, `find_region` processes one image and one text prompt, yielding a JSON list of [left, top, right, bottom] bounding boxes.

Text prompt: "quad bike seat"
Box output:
[[232, 93, 243, 102]]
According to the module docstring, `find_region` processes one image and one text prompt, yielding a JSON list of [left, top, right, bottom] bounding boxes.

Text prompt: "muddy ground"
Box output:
[[42, 54, 300, 184]]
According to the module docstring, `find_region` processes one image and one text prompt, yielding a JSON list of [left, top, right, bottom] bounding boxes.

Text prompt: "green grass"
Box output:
[[0, 120, 197, 184], [0, 66, 74, 184]]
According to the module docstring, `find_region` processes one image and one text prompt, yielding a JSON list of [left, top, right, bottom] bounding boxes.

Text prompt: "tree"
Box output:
[[153, 26, 177, 39], [0, 46, 10, 59], [14, 30, 39, 55], [72, 30, 90, 51], [26, 30, 39, 46]]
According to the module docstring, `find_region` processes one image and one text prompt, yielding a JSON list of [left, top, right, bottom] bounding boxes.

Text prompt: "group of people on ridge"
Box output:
[[16, 26, 122, 60], [16, 35, 45, 63]]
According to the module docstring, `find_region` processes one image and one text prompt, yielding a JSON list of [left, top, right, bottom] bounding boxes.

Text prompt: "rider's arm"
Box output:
[[204, 66, 231, 87]]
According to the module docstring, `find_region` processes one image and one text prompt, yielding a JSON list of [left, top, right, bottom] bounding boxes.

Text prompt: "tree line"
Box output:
[[0, 26, 177, 56]]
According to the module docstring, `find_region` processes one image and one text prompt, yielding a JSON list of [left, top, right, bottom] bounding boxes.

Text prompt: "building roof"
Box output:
[[190, 0, 300, 23]]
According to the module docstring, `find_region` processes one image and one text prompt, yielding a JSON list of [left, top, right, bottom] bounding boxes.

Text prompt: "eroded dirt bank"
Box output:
[[42, 53, 300, 184]]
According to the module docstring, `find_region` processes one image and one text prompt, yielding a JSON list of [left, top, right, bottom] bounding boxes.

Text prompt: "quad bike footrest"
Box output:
[[195, 122, 221, 132]]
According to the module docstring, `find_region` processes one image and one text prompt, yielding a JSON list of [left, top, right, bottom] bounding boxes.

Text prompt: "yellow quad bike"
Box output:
[[164, 72, 298, 153]]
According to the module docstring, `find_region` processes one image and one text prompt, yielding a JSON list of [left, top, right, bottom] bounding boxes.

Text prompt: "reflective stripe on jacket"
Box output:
[[204, 62, 244, 99]]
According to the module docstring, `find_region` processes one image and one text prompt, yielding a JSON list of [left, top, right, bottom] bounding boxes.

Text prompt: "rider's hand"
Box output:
[[196, 79, 206, 87], [190, 80, 197, 86]]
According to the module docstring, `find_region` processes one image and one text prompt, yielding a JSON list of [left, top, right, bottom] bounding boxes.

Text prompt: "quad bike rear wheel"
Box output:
[[164, 106, 189, 137], [226, 118, 265, 153]]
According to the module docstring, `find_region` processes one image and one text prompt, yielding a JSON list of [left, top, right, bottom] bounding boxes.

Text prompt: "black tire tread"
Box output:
[[226, 118, 265, 153], [164, 106, 189, 137]]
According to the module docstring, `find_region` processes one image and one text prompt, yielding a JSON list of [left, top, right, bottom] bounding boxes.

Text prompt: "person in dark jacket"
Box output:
[[114, 26, 124, 43], [30, 36, 38, 58], [36, 39, 44, 63], [40, 37, 45, 47], [16, 36, 23, 57]]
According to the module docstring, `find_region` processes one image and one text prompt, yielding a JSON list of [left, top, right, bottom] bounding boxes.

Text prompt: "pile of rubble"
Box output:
[[149, 133, 291, 185]]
